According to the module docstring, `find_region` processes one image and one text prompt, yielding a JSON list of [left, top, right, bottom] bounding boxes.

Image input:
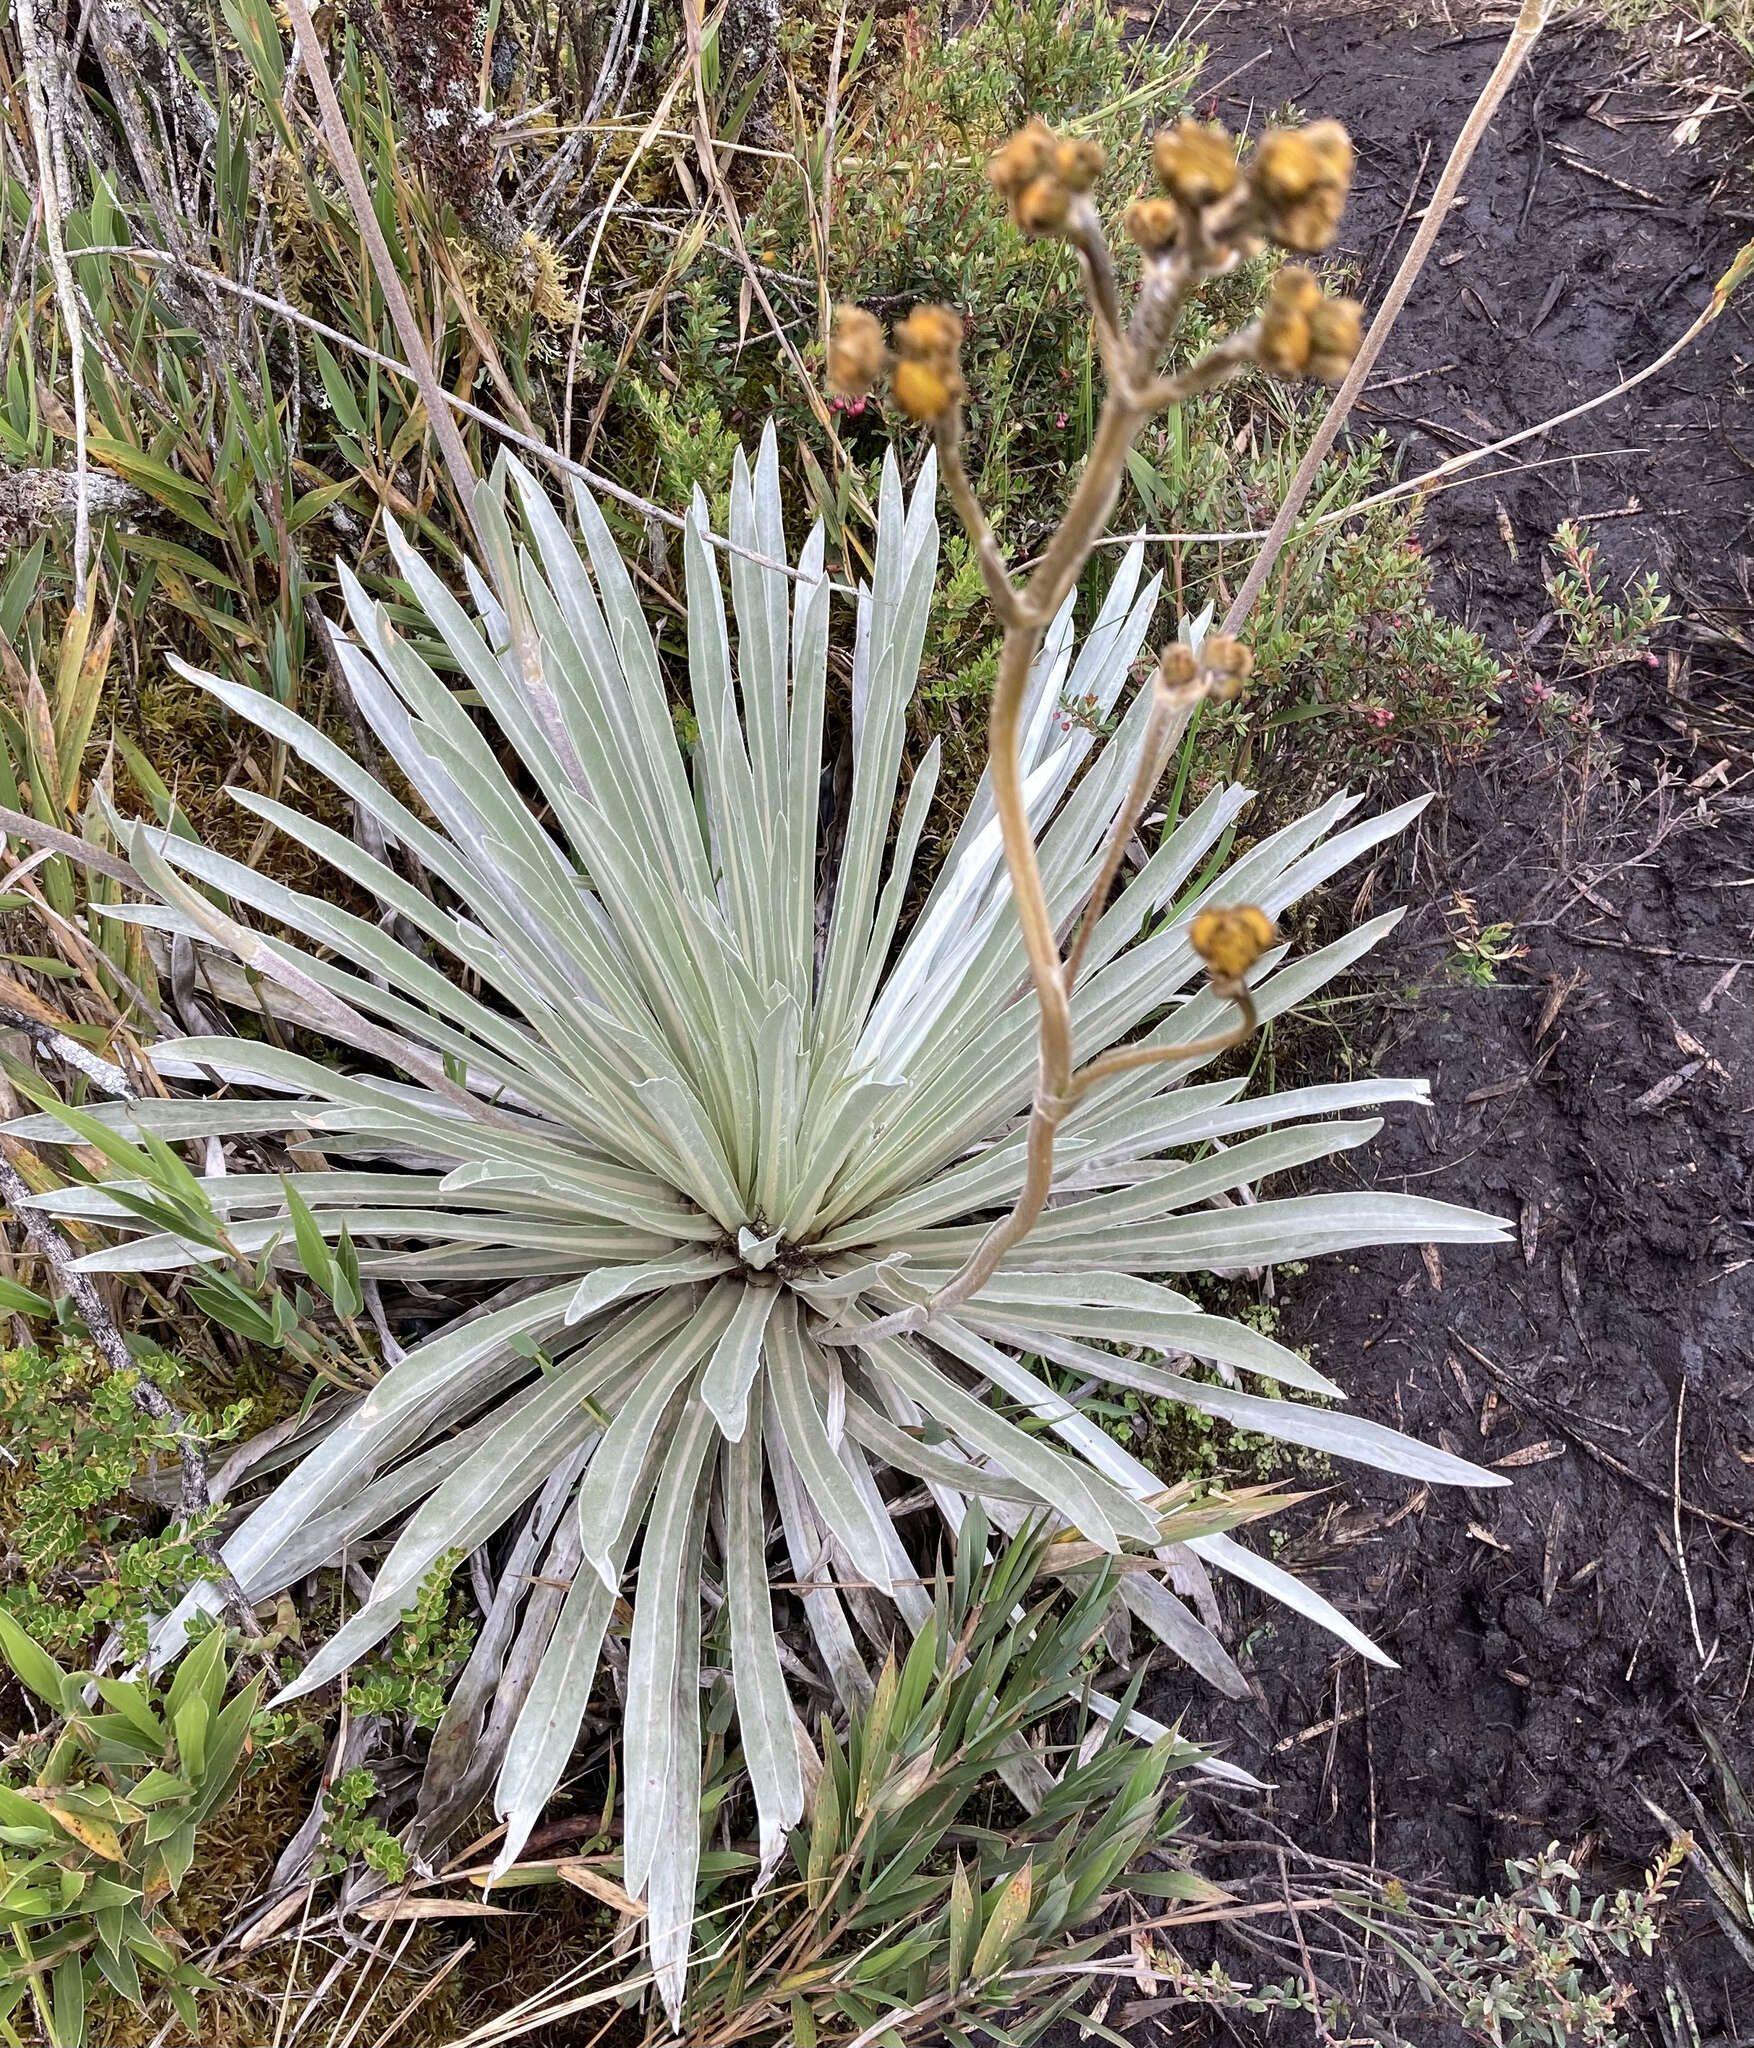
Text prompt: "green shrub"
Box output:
[[0, 1341, 244, 1663], [0, 1616, 262, 2045]]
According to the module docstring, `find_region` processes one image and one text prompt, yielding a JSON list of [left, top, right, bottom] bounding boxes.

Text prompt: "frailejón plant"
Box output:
[[3, 121, 1508, 2020], [5, 436, 1504, 2005]]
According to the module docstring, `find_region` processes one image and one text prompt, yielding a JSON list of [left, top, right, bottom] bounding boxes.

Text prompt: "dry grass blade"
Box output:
[[279, 0, 481, 524]]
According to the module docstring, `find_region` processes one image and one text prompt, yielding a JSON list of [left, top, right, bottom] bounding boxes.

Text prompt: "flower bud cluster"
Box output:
[[1126, 115, 1354, 262], [891, 304, 965, 422], [1158, 634, 1254, 703], [987, 117, 1106, 239], [828, 302, 966, 424], [828, 305, 887, 401], [1152, 121, 1239, 212], [1249, 120, 1354, 254], [1257, 266, 1363, 384]]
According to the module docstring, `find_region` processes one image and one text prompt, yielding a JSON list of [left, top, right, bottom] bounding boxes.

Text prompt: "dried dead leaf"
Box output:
[[1536, 968, 1584, 1041], [555, 1859, 646, 1918], [1464, 1073, 1527, 1104], [1494, 1439, 1565, 1468], [237, 1888, 312, 1953], [1630, 1061, 1701, 1114], [356, 1897, 517, 1922]]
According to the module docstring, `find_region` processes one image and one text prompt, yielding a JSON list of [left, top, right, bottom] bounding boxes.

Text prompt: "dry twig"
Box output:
[[1221, 0, 1555, 640]]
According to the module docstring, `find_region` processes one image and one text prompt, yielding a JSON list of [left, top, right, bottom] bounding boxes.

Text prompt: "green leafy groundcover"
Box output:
[[7, 430, 1505, 2013]]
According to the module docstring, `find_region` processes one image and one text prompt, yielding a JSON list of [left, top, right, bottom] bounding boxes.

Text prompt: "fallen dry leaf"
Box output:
[[1536, 968, 1584, 1041], [556, 1859, 647, 1918], [1494, 1439, 1566, 1468], [356, 1898, 517, 1922], [1630, 1061, 1702, 1114], [1464, 1073, 1527, 1104]]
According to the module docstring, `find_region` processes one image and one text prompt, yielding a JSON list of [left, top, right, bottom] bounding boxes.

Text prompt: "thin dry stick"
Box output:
[[1065, 443, 1639, 553], [1291, 236, 1753, 530], [279, 0, 480, 524], [13, 0, 90, 595], [1672, 1380, 1709, 1665], [1220, 0, 1553, 638]]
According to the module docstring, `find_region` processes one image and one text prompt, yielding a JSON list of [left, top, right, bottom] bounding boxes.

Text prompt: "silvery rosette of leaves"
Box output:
[[7, 429, 1505, 2010]]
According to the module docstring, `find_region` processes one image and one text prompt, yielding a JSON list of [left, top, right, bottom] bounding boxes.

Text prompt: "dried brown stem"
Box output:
[[1066, 197, 1129, 381], [828, 289, 1263, 1344], [935, 418, 1024, 629]]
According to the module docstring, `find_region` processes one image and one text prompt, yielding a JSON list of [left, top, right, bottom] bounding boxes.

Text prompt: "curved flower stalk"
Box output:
[[827, 113, 1367, 1336], [6, 449, 1504, 2010]]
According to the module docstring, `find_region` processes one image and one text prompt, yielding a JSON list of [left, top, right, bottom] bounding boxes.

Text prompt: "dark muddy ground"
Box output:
[[1139, 3, 1754, 2037]]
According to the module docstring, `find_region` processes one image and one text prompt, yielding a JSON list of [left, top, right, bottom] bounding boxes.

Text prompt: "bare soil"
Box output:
[[1140, 2, 1754, 2034]]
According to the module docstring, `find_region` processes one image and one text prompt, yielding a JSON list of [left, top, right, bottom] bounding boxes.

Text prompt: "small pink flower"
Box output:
[[1055, 412, 1069, 429], [1364, 705, 1393, 728]]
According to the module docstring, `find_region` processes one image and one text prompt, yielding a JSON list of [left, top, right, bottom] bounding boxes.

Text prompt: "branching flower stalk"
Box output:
[[826, 115, 1364, 1339]]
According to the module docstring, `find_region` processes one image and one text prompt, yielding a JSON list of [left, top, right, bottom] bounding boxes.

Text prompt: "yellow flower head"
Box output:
[[987, 118, 1057, 198], [1053, 137, 1106, 193], [1158, 643, 1198, 689], [895, 303, 964, 366], [1250, 121, 1354, 253], [1123, 196, 1181, 254], [1190, 904, 1277, 981], [989, 120, 1101, 235], [891, 357, 959, 423], [1152, 120, 1239, 210], [828, 304, 888, 399], [1306, 295, 1364, 382], [1199, 635, 1254, 700], [1016, 173, 1071, 235], [1258, 267, 1362, 384], [1257, 264, 1320, 376]]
